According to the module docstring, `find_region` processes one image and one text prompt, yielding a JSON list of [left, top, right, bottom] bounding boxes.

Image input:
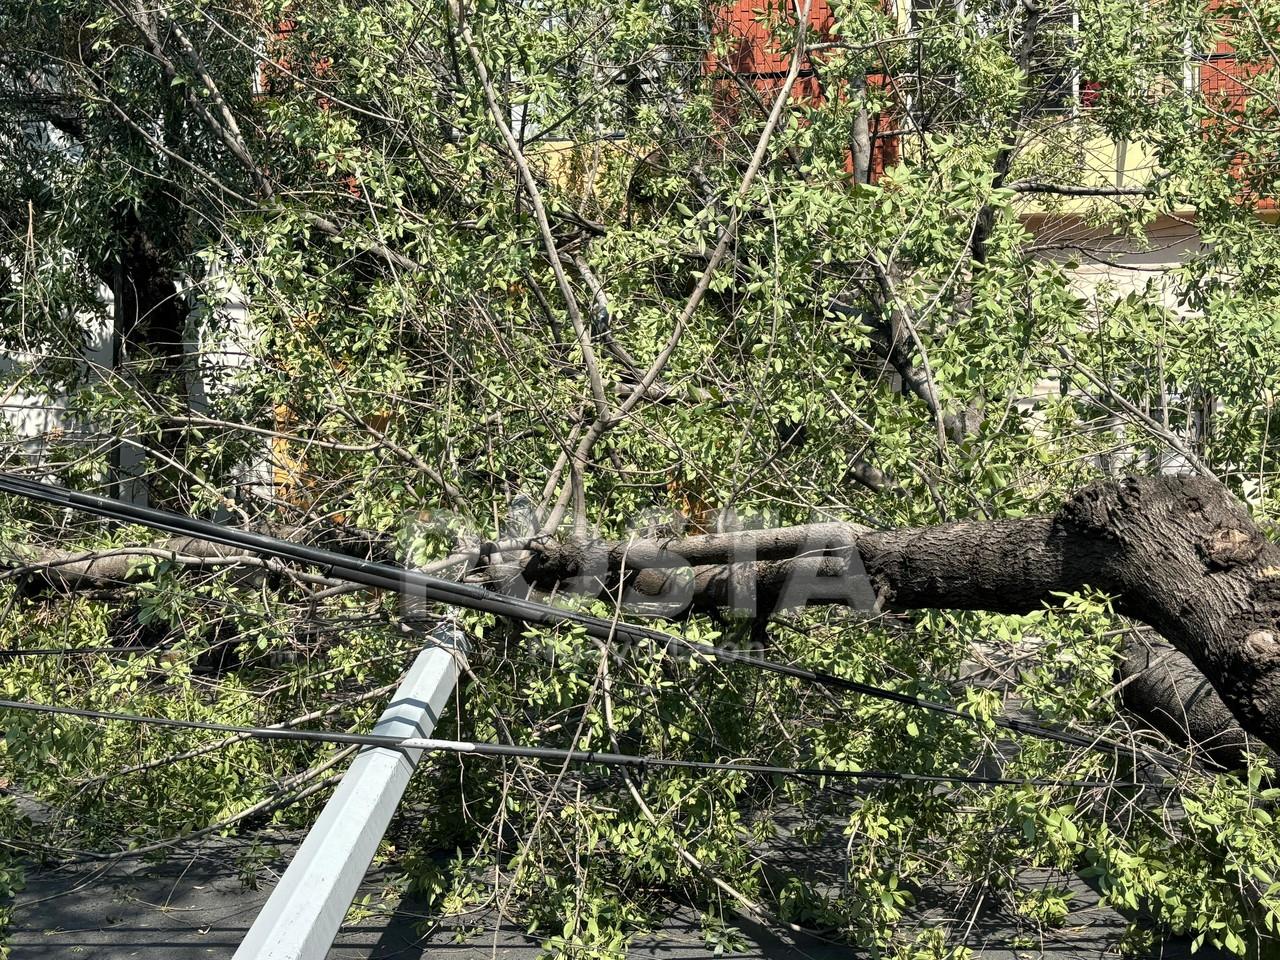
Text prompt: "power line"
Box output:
[[0, 697, 1162, 790], [0, 473, 1173, 764]]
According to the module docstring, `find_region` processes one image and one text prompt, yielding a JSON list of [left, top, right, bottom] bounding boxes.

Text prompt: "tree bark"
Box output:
[[1117, 637, 1264, 770], [515, 475, 1280, 756], [96, 204, 192, 504], [6, 537, 239, 590]]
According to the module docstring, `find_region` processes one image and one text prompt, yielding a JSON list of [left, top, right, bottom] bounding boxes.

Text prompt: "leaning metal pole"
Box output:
[[233, 619, 467, 960]]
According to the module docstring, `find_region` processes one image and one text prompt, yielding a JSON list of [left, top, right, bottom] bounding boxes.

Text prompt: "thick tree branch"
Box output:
[[16, 476, 1280, 760], [3, 538, 342, 592], [1117, 637, 1265, 770], [509, 475, 1280, 755], [1008, 181, 1154, 197]]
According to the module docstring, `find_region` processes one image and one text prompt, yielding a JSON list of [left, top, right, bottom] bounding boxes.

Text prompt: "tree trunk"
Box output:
[[1117, 636, 1265, 770], [875, 475, 1280, 753], [518, 475, 1280, 756], [100, 205, 191, 504]]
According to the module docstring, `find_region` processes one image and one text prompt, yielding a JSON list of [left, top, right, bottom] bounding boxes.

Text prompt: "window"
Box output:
[[1016, 1, 1081, 116]]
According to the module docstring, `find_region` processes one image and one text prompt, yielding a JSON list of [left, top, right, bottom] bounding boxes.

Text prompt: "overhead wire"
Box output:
[[0, 472, 1180, 767], [0, 697, 1165, 791]]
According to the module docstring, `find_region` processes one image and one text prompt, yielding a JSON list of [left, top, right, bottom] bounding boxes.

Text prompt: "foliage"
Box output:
[[2, 0, 1280, 955]]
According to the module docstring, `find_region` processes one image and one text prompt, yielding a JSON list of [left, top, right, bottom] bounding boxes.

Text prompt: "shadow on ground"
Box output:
[[5, 831, 1225, 959]]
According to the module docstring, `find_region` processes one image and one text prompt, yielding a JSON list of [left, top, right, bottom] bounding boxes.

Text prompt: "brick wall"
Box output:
[[707, 0, 899, 181]]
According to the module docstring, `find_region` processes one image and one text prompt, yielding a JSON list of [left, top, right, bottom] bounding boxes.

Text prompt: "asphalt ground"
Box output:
[[6, 831, 1223, 959]]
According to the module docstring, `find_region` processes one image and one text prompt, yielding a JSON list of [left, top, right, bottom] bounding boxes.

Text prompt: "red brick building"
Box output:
[[706, 0, 899, 181]]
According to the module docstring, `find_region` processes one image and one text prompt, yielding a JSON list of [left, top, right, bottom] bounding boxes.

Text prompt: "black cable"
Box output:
[[0, 698, 1161, 790], [0, 473, 1170, 764]]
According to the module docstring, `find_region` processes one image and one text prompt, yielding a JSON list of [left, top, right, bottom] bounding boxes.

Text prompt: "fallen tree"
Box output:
[[9, 473, 1279, 763], [503, 473, 1280, 759]]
